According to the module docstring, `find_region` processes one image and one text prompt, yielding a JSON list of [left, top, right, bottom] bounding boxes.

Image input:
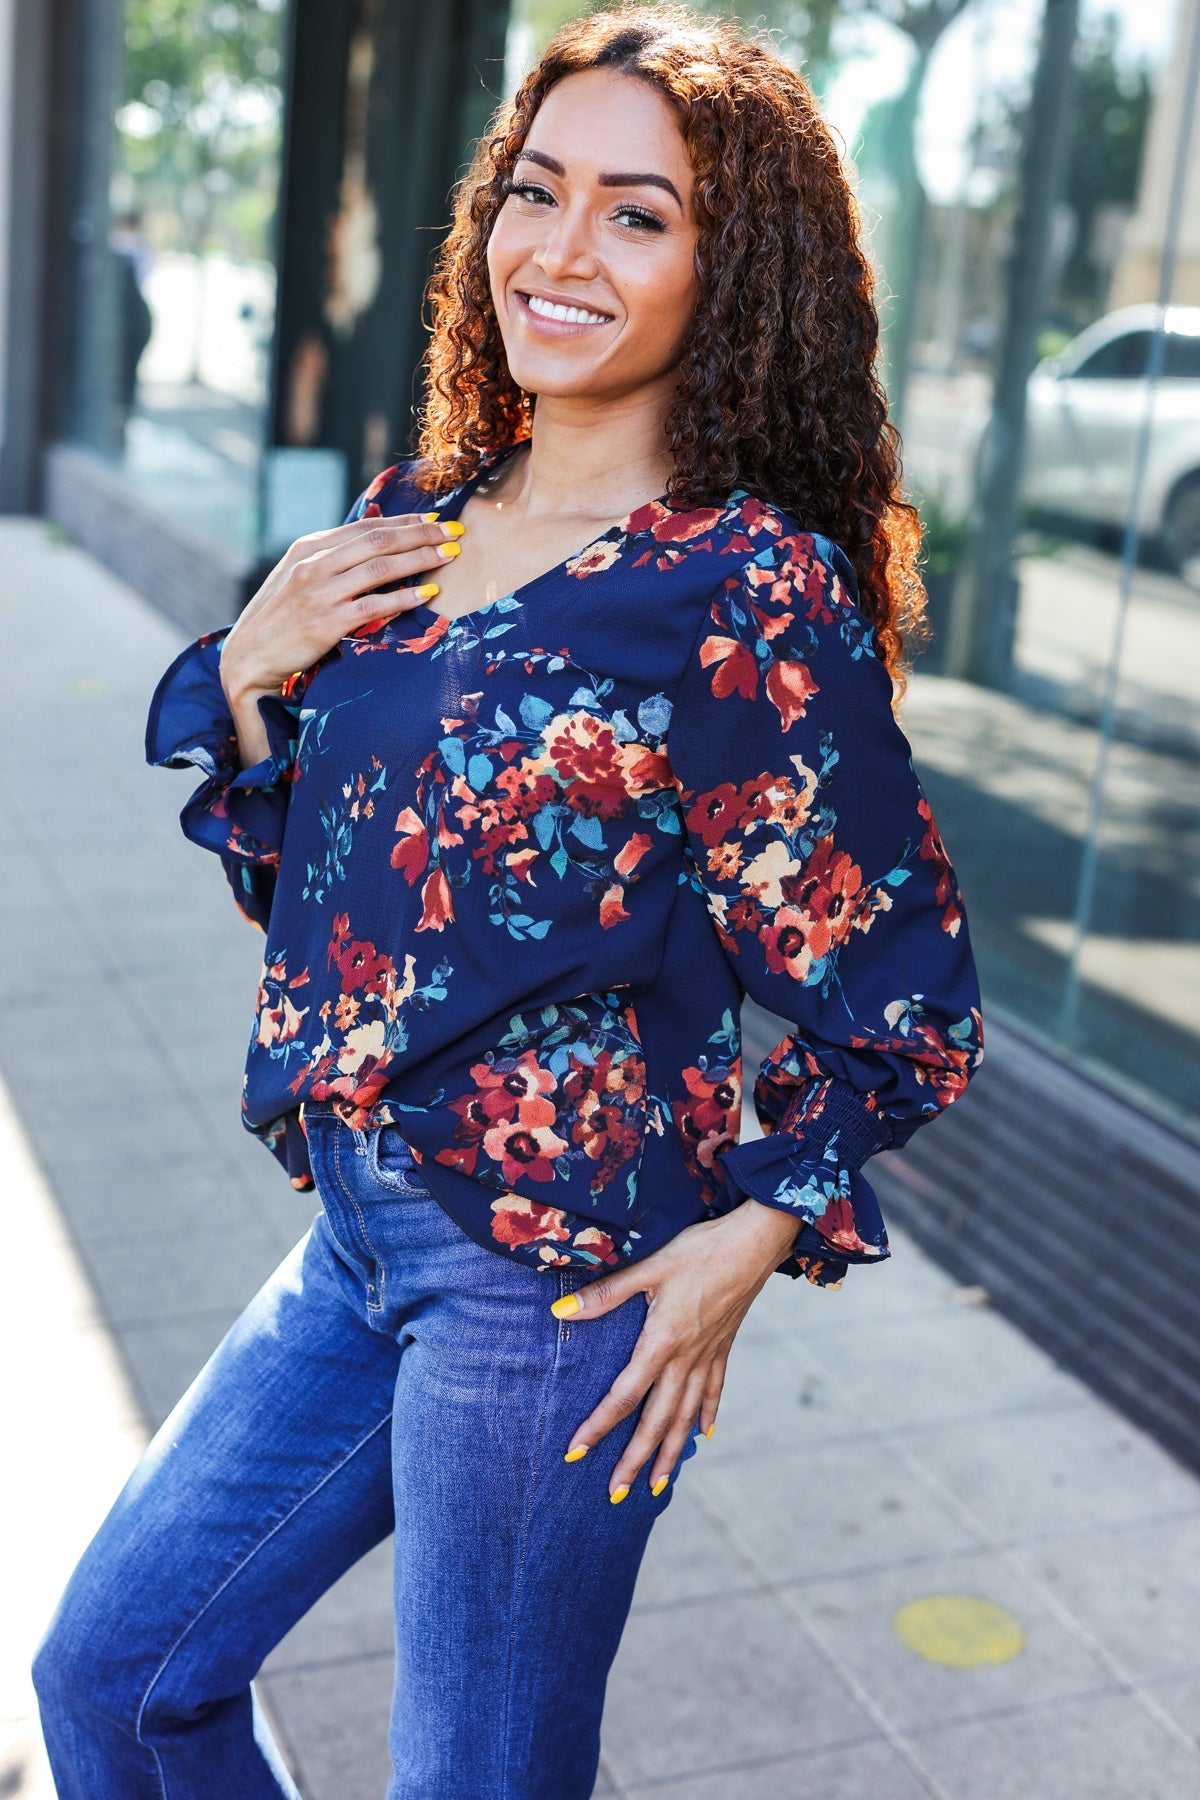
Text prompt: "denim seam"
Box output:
[[132, 1408, 395, 1788], [499, 1270, 571, 1799], [333, 1125, 387, 1315]]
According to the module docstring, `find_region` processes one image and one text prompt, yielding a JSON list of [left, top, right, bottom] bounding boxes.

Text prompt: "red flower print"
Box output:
[[699, 633, 757, 701], [761, 904, 815, 981], [599, 883, 630, 928], [786, 835, 865, 959], [682, 781, 742, 848], [490, 1195, 572, 1250], [390, 807, 429, 884], [415, 866, 454, 931], [814, 1196, 874, 1257], [614, 832, 653, 877], [329, 933, 393, 995], [542, 712, 628, 819], [571, 1226, 619, 1267], [765, 657, 819, 730], [482, 1114, 570, 1185]]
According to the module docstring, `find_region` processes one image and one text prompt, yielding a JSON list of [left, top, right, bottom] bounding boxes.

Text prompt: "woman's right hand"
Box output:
[[218, 510, 463, 766]]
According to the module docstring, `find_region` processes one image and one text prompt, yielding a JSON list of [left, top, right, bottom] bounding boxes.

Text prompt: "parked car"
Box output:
[[1021, 304, 1200, 580]]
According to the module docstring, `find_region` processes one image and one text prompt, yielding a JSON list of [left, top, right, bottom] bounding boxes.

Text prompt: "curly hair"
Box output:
[[413, 1, 928, 696]]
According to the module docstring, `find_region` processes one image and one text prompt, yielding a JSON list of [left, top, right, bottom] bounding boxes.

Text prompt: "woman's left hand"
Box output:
[[552, 1198, 803, 1500]]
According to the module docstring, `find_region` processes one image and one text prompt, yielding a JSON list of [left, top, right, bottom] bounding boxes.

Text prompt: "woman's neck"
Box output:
[[499, 389, 676, 524]]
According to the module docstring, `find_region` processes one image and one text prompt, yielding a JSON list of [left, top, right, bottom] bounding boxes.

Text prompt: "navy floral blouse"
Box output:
[[145, 445, 984, 1290]]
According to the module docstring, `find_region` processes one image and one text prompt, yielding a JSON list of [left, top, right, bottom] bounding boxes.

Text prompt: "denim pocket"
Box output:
[[365, 1123, 437, 1197]]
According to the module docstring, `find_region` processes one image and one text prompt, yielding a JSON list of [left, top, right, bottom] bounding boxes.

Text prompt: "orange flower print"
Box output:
[[390, 806, 429, 884], [483, 1115, 570, 1185], [699, 633, 758, 701], [416, 865, 454, 931], [566, 538, 622, 577], [599, 883, 630, 928], [765, 656, 819, 730], [490, 1194, 572, 1252]]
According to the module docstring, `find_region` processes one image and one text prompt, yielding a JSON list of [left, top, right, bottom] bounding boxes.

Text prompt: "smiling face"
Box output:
[[486, 67, 700, 409]]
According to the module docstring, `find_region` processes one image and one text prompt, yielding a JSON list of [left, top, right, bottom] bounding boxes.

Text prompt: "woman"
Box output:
[[33, 7, 984, 1796]]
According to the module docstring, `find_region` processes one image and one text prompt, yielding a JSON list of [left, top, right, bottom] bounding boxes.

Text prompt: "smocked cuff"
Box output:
[[716, 1075, 893, 1289], [145, 627, 297, 864]]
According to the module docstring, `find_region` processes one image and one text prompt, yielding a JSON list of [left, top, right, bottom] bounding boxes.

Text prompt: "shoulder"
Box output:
[[691, 491, 881, 673]]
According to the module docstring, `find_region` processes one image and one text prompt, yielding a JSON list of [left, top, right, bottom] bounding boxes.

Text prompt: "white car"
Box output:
[[1022, 303, 1200, 579]]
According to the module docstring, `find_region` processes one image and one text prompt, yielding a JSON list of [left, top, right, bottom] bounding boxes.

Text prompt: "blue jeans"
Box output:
[[33, 1113, 702, 1798]]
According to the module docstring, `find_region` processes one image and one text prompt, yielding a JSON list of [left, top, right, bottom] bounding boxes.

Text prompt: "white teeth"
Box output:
[[525, 293, 609, 326]]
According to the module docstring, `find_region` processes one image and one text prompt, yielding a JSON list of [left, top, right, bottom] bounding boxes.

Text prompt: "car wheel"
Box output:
[[1163, 474, 1200, 586]]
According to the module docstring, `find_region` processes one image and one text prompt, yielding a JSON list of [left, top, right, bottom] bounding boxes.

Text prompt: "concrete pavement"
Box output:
[[3, 517, 1200, 1798]]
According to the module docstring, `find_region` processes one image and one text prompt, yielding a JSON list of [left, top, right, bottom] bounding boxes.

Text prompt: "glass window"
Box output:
[[65, 0, 290, 553], [1072, 330, 1154, 377]]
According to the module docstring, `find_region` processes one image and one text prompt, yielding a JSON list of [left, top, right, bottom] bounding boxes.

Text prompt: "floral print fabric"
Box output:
[[145, 447, 984, 1288]]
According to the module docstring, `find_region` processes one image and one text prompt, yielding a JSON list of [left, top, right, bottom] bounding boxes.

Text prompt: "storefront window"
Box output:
[[66, 0, 290, 551]]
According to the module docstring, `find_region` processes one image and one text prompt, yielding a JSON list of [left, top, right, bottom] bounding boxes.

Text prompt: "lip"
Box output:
[[513, 287, 617, 336]]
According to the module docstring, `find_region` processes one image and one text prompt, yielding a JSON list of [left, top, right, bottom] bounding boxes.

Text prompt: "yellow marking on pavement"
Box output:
[[893, 1594, 1025, 1666]]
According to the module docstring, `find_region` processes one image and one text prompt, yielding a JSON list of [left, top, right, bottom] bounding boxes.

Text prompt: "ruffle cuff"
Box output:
[[144, 626, 299, 864], [715, 1075, 893, 1290]]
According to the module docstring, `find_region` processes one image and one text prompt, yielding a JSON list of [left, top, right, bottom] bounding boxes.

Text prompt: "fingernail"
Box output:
[[704, 1423, 716, 1438], [610, 1485, 630, 1504], [564, 1444, 588, 1463], [550, 1293, 583, 1319], [422, 511, 440, 523], [416, 582, 440, 599], [650, 1475, 669, 1496], [441, 519, 466, 537], [437, 541, 462, 559]]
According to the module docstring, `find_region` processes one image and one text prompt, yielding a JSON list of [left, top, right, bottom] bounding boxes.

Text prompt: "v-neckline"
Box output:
[[405, 442, 677, 629]]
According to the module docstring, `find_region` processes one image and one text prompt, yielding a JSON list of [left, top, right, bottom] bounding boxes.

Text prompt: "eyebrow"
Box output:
[[515, 147, 683, 211]]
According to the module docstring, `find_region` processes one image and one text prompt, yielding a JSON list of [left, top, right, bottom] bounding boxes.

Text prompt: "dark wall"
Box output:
[[269, 0, 512, 505]]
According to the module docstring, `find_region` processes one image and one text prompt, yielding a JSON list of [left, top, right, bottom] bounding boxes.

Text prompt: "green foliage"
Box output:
[[116, 0, 285, 263]]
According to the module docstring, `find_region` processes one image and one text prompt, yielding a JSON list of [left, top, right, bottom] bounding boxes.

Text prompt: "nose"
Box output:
[[532, 198, 599, 283]]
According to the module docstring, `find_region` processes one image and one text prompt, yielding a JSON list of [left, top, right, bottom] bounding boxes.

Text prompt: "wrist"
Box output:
[[728, 1195, 802, 1261]]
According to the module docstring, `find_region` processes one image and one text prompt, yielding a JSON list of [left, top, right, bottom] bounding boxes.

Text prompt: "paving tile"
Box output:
[[258, 1653, 394, 1800], [628, 1480, 759, 1610], [264, 1540, 396, 1675], [114, 1311, 252, 1429], [784, 1546, 1119, 1735], [685, 1328, 877, 1459], [789, 1298, 1091, 1433], [1139, 1670, 1200, 1746], [78, 1215, 289, 1329], [1004, 1512, 1200, 1683], [46, 1148, 267, 1243], [626, 1732, 931, 1798], [600, 1589, 870, 1788], [900, 1404, 1200, 1545], [901, 1689, 1200, 1799], [690, 1434, 984, 1584]]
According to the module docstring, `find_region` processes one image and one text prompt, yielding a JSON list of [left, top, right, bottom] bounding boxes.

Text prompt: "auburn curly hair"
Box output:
[[413, 1, 928, 696]]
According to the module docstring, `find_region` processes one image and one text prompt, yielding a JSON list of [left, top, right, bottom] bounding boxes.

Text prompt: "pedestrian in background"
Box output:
[[33, 7, 984, 1796]]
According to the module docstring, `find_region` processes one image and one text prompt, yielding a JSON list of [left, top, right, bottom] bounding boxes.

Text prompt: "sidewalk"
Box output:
[[3, 518, 1200, 1799]]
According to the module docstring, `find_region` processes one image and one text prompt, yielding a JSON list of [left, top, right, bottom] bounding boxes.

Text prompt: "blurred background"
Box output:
[[1, 2, 1199, 1796]]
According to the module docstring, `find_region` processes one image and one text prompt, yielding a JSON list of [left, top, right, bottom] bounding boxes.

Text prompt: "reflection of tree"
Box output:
[[118, 0, 284, 267], [1001, 11, 1151, 325]]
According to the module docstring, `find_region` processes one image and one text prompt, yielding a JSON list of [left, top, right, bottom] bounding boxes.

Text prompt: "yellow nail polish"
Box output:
[[422, 511, 439, 522], [610, 1485, 630, 1504], [416, 582, 440, 599], [564, 1444, 588, 1463], [704, 1423, 716, 1439], [549, 1292, 583, 1319], [441, 519, 466, 537], [651, 1475, 669, 1497], [437, 541, 462, 559]]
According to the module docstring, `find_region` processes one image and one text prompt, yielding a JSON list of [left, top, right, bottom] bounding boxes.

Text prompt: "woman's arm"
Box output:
[[554, 530, 984, 1499]]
